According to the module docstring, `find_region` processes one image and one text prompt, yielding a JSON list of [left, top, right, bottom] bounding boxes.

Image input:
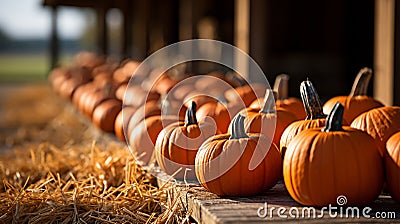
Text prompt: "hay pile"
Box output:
[[0, 85, 190, 223]]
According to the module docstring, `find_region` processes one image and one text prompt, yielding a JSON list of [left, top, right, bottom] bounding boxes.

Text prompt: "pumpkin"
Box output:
[[183, 91, 218, 108], [385, 132, 400, 202], [81, 91, 113, 118], [351, 106, 400, 156], [126, 100, 187, 137], [240, 89, 297, 148], [250, 74, 305, 120], [92, 99, 122, 132], [149, 72, 179, 95], [74, 51, 106, 70], [155, 101, 216, 179], [195, 113, 282, 196], [224, 83, 266, 107], [323, 67, 384, 123], [123, 84, 160, 107], [280, 79, 327, 157], [126, 101, 162, 136], [129, 115, 181, 164], [194, 73, 232, 96], [196, 99, 243, 134], [284, 102, 383, 206], [114, 106, 137, 141]]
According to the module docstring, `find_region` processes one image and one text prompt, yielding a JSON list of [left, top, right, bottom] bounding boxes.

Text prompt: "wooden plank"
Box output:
[[154, 171, 400, 223]]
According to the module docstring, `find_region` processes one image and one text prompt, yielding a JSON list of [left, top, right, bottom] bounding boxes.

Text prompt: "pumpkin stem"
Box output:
[[349, 67, 372, 97], [300, 79, 326, 120], [185, 101, 198, 126], [273, 74, 289, 100], [229, 113, 249, 139], [259, 89, 276, 114], [322, 102, 344, 132]]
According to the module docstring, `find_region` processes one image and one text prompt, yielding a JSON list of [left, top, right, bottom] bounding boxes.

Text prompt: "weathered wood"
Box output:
[[154, 170, 400, 223]]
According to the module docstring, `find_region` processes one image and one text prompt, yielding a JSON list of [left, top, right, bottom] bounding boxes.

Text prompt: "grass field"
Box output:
[[0, 53, 48, 82], [0, 53, 73, 83]]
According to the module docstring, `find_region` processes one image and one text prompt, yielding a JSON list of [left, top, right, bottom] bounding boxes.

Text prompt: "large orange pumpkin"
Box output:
[[195, 113, 282, 196], [385, 132, 400, 202], [155, 102, 216, 179], [323, 67, 384, 123], [351, 106, 400, 156], [241, 89, 297, 148], [280, 79, 327, 157], [284, 102, 384, 206]]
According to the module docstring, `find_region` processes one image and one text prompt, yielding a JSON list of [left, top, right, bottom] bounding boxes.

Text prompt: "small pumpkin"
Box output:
[[385, 132, 400, 202], [280, 79, 327, 157], [183, 91, 218, 109], [123, 84, 160, 107], [155, 101, 216, 179], [323, 67, 384, 123], [92, 99, 122, 132], [351, 106, 400, 156], [284, 102, 384, 206], [129, 115, 181, 164], [196, 100, 243, 134], [195, 113, 282, 196], [250, 74, 305, 120], [114, 106, 137, 141], [241, 89, 297, 148], [224, 83, 266, 107]]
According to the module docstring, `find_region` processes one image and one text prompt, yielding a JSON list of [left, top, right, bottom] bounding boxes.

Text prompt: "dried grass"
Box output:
[[0, 85, 190, 223]]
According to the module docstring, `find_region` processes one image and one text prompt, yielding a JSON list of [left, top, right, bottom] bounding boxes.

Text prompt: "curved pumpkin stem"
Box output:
[[322, 102, 344, 132], [273, 74, 289, 100], [185, 101, 198, 126], [259, 89, 276, 114], [300, 79, 326, 120], [349, 67, 372, 97], [229, 113, 249, 139]]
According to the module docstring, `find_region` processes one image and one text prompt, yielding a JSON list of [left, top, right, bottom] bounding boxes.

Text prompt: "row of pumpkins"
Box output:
[[49, 52, 400, 207]]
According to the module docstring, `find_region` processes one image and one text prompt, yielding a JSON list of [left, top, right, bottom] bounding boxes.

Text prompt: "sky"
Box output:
[[0, 0, 87, 40]]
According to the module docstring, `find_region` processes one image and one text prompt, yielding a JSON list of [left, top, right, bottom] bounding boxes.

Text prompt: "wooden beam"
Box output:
[[374, 0, 395, 105]]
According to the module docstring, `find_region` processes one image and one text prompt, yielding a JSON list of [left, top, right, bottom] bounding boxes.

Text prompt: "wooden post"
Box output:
[[122, 1, 133, 59], [234, 0, 250, 80], [97, 7, 108, 55], [50, 5, 59, 69], [374, 0, 395, 105]]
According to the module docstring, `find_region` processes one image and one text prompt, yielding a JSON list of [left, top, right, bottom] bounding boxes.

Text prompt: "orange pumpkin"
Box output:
[[280, 79, 326, 157], [195, 113, 282, 196], [114, 106, 137, 141], [284, 102, 383, 206], [155, 102, 216, 179], [183, 91, 218, 108], [92, 99, 122, 132], [323, 67, 384, 123], [196, 100, 243, 134], [351, 106, 400, 156], [385, 132, 400, 202], [224, 83, 266, 107], [241, 89, 297, 148], [250, 74, 305, 120], [129, 115, 181, 164]]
